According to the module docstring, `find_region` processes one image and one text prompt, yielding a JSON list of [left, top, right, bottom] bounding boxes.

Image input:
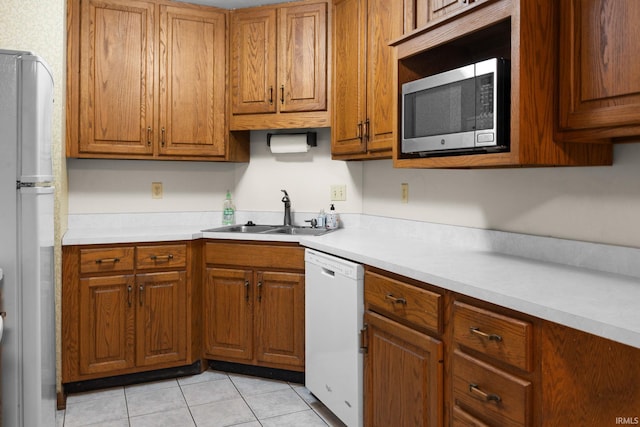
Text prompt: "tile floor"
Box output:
[[56, 369, 347, 427]]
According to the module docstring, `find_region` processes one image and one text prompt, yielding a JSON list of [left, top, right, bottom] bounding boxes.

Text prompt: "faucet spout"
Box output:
[[281, 189, 292, 226]]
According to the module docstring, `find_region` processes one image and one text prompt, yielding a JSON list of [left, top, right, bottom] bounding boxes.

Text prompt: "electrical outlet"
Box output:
[[330, 184, 347, 201], [401, 183, 409, 203], [152, 182, 163, 199]]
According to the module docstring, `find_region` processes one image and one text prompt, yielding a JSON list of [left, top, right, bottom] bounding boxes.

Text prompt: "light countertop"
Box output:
[[63, 217, 640, 350]]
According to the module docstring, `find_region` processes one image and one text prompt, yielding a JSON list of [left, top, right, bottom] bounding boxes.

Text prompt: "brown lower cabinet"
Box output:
[[62, 242, 199, 383], [203, 241, 305, 371], [364, 266, 640, 426]]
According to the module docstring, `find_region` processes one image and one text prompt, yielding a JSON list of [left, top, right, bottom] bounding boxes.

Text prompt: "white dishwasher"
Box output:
[[305, 249, 364, 427]]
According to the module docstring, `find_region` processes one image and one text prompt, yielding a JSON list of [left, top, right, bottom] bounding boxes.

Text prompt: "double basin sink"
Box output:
[[203, 222, 334, 236]]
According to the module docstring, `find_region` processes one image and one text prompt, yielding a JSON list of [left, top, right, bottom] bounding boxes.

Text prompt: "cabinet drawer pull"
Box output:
[[95, 257, 120, 264], [385, 293, 407, 305], [150, 254, 174, 262], [469, 383, 501, 403], [470, 327, 503, 342]]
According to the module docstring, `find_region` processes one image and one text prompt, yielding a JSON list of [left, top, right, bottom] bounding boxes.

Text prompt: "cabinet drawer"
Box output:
[[453, 351, 531, 427], [80, 247, 134, 274], [364, 271, 441, 333], [205, 242, 304, 270], [452, 405, 491, 427], [136, 244, 187, 270], [453, 301, 533, 371]]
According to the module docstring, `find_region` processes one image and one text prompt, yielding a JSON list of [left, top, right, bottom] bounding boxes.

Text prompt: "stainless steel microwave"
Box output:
[[401, 57, 510, 157]]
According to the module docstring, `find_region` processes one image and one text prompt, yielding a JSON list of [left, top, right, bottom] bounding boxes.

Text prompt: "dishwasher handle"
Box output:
[[321, 267, 336, 278]]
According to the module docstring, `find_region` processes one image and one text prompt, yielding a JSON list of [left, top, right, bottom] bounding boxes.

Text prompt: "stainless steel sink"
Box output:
[[265, 226, 333, 236], [202, 223, 333, 236], [202, 224, 281, 233]]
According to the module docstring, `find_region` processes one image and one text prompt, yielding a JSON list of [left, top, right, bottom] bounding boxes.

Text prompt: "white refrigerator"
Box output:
[[0, 49, 56, 427]]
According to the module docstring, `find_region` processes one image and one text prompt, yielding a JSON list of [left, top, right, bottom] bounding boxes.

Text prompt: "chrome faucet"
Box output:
[[281, 189, 292, 226]]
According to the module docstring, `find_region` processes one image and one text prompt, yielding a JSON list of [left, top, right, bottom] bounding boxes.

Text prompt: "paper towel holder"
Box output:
[[267, 132, 317, 150]]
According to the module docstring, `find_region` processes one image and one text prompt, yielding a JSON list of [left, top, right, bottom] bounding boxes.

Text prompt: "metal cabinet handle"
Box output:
[[257, 281, 263, 302], [95, 258, 120, 264], [364, 119, 370, 141], [150, 254, 174, 262], [357, 121, 363, 140], [161, 127, 166, 147], [127, 285, 132, 307], [269, 86, 274, 105], [244, 280, 250, 302], [469, 383, 501, 403], [470, 327, 503, 342], [146, 127, 152, 146], [280, 85, 285, 104], [385, 293, 407, 305], [139, 285, 144, 306]]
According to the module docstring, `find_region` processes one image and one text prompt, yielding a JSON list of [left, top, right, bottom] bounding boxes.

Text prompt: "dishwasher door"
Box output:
[[305, 249, 364, 427]]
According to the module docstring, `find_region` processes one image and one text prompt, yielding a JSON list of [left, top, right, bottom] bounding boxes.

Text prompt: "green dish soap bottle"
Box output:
[[222, 190, 235, 225]]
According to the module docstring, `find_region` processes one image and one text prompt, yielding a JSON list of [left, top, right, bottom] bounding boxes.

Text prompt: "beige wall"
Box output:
[[362, 143, 640, 248], [1, 0, 67, 396]]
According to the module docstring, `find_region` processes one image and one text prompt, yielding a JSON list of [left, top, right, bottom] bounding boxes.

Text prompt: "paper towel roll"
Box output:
[[269, 133, 311, 154]]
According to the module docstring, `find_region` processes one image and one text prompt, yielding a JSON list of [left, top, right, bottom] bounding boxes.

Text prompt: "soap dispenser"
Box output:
[[222, 190, 235, 225], [325, 204, 339, 229]]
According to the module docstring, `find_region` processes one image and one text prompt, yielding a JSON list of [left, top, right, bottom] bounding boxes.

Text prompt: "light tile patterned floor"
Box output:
[[57, 369, 347, 427]]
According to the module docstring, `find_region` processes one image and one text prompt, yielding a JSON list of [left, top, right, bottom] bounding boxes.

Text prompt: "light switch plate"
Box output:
[[152, 182, 163, 199], [330, 184, 346, 201]]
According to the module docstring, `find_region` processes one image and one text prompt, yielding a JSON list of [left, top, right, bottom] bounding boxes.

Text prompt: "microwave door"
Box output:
[[402, 74, 477, 153]]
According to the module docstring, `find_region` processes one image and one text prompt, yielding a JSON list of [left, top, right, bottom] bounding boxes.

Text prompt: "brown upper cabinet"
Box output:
[[557, 0, 640, 142], [229, 0, 330, 130], [331, 0, 403, 160], [66, 0, 249, 161], [405, 0, 493, 32], [392, 0, 613, 168]]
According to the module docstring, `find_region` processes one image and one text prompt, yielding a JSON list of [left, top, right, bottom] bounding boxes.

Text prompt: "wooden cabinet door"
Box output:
[[364, 311, 443, 427], [158, 5, 227, 157], [203, 268, 254, 361], [135, 271, 187, 367], [79, 274, 136, 375], [255, 271, 305, 368], [366, 0, 403, 153], [230, 8, 277, 115], [559, 0, 640, 133], [428, 0, 465, 21], [331, 0, 367, 155], [79, 0, 155, 156], [278, 2, 328, 113]]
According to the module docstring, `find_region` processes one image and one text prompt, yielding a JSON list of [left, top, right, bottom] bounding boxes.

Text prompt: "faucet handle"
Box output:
[[281, 189, 290, 202], [305, 218, 318, 228]]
